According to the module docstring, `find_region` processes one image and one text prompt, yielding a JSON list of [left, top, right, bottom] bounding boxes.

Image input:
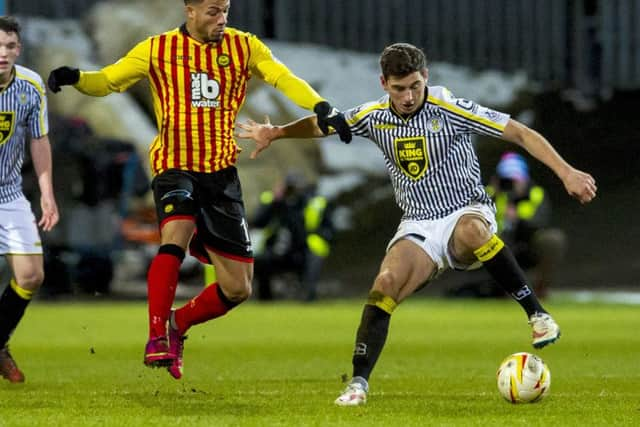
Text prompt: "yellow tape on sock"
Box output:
[[367, 291, 397, 314], [473, 234, 505, 262], [10, 279, 33, 300]]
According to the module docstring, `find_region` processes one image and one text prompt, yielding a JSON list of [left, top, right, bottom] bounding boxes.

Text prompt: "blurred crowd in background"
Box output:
[[2, 0, 639, 299]]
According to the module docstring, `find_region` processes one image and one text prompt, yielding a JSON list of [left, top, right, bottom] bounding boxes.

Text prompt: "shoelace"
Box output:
[[528, 313, 549, 324], [343, 383, 365, 394]]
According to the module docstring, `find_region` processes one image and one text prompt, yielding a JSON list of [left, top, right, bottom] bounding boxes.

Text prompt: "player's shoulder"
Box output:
[[426, 85, 461, 106], [427, 85, 509, 127], [14, 65, 46, 93], [147, 27, 179, 40], [426, 85, 483, 116], [141, 29, 173, 48], [345, 95, 391, 122], [225, 26, 257, 40]]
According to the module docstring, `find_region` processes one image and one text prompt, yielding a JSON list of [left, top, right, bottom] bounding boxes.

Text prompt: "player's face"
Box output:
[[381, 69, 428, 116], [185, 0, 230, 43], [0, 30, 20, 82]]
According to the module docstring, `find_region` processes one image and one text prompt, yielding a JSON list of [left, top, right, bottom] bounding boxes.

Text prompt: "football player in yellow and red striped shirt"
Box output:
[[47, 0, 351, 380]]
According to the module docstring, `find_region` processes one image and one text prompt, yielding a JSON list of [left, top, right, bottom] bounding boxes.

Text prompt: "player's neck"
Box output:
[[182, 22, 220, 45]]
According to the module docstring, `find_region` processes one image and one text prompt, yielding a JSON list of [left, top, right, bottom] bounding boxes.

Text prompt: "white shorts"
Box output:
[[387, 203, 497, 274], [0, 195, 43, 255]]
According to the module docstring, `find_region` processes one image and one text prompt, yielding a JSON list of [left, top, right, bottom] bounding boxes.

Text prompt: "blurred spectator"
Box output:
[[251, 172, 334, 301], [485, 152, 567, 297], [21, 115, 150, 295]]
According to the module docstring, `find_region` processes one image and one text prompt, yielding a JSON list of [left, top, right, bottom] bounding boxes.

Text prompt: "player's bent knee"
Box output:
[[13, 270, 44, 292], [455, 215, 492, 248], [373, 270, 400, 299], [456, 215, 490, 238], [222, 280, 252, 303]]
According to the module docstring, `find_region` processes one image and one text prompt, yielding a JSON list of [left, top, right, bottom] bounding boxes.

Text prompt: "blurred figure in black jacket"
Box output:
[[252, 172, 334, 301]]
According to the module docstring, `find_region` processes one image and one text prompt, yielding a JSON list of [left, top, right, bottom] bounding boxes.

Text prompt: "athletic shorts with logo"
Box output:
[[387, 203, 497, 274], [152, 167, 253, 262]]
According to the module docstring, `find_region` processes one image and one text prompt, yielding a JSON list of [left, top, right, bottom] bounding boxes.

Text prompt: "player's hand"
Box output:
[[38, 194, 59, 231], [563, 168, 597, 204], [236, 116, 279, 159], [47, 66, 80, 93], [314, 101, 352, 143]]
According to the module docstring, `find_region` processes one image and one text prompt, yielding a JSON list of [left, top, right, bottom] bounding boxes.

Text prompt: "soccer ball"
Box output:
[[496, 352, 551, 403]]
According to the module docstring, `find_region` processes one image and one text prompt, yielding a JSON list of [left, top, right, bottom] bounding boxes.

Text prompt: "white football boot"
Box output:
[[529, 312, 561, 348], [335, 377, 368, 406]]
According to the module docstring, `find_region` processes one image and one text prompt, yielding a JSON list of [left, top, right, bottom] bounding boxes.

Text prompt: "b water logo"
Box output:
[[191, 73, 220, 108]]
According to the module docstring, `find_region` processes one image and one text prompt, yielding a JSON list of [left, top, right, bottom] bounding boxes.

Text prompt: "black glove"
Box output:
[[314, 101, 352, 143], [47, 66, 80, 93]]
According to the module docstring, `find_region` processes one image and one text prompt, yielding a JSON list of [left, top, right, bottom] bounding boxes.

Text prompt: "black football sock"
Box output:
[[0, 280, 32, 347], [474, 235, 546, 317], [352, 291, 397, 381]]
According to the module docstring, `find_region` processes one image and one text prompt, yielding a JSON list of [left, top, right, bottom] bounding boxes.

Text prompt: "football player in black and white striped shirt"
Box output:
[[0, 16, 59, 383], [238, 42, 597, 406]]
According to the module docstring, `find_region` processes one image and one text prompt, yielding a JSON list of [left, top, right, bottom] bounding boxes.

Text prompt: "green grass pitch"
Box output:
[[0, 298, 638, 426]]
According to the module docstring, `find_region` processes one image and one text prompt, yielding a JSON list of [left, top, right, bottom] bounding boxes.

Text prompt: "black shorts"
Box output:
[[151, 168, 253, 262]]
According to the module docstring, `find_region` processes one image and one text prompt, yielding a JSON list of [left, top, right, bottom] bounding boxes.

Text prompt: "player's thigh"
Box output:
[[160, 219, 196, 249], [207, 251, 253, 302], [6, 254, 44, 291], [195, 168, 251, 257], [374, 239, 437, 303]]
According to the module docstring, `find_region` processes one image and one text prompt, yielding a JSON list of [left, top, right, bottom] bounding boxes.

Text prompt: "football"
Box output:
[[496, 352, 551, 403]]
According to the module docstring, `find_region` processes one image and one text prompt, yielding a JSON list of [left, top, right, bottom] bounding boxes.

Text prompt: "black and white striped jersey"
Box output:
[[0, 65, 49, 204], [344, 85, 510, 220]]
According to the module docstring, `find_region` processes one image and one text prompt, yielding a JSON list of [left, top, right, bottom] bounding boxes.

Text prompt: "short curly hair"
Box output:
[[379, 43, 427, 79], [0, 16, 21, 40]]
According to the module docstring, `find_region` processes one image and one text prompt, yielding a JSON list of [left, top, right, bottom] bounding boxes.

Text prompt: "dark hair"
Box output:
[[0, 16, 21, 40], [184, 0, 204, 4], [379, 43, 426, 79]]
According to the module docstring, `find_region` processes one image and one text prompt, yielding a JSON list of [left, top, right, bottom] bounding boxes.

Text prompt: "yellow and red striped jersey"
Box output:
[[75, 25, 324, 176]]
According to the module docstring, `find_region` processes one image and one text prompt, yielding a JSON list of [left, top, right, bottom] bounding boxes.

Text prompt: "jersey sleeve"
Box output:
[[248, 35, 324, 111], [28, 74, 49, 138], [343, 100, 388, 139], [75, 38, 151, 96], [430, 86, 510, 137]]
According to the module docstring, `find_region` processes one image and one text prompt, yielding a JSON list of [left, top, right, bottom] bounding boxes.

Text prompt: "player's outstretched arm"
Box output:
[[47, 66, 80, 93], [266, 72, 351, 143], [47, 39, 150, 96], [313, 101, 352, 143], [47, 67, 124, 97], [501, 119, 597, 204], [236, 115, 324, 159], [250, 37, 352, 144]]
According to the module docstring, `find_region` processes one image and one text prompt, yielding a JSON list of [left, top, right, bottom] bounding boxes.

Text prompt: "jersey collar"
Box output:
[[388, 86, 429, 123], [179, 23, 226, 46]]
